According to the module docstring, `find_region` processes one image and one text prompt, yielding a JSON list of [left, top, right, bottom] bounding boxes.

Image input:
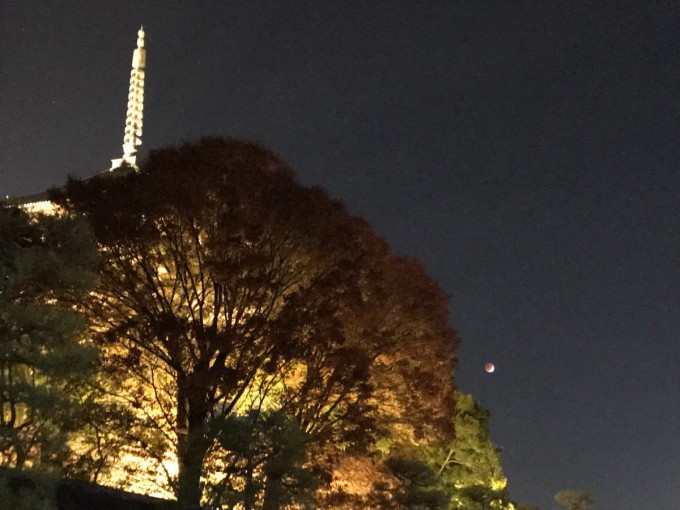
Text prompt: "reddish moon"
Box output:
[[484, 362, 495, 373]]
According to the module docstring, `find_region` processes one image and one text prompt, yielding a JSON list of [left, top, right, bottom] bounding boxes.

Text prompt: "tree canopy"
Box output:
[[52, 138, 459, 508], [554, 490, 595, 510], [413, 392, 512, 510], [0, 207, 98, 471]]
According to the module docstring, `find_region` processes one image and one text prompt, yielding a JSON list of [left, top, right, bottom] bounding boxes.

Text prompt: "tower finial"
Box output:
[[111, 26, 147, 170]]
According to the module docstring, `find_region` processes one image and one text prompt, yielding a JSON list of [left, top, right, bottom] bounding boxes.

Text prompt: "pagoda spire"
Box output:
[[111, 26, 146, 170]]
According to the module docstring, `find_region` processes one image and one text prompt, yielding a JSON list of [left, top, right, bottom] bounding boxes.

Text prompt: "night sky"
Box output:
[[2, 2, 679, 508]]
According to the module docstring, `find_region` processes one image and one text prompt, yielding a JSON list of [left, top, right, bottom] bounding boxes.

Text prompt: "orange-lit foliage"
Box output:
[[52, 138, 458, 508]]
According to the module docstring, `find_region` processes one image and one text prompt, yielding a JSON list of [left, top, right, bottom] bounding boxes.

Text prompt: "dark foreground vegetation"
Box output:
[[0, 466, 178, 510]]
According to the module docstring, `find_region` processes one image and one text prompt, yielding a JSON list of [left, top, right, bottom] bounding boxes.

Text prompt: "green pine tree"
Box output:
[[0, 207, 98, 471], [427, 392, 512, 510]]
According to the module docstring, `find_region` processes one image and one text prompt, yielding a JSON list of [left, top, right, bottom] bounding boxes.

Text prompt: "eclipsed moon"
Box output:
[[484, 362, 495, 373]]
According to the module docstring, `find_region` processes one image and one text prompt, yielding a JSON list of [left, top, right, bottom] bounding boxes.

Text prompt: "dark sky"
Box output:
[[2, 2, 679, 508]]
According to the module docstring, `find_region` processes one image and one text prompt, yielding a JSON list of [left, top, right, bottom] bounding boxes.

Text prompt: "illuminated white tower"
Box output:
[[111, 26, 146, 170]]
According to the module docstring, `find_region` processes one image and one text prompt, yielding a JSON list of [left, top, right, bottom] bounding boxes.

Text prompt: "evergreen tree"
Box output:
[[205, 410, 316, 510], [427, 392, 512, 510], [554, 490, 594, 510], [0, 207, 98, 471]]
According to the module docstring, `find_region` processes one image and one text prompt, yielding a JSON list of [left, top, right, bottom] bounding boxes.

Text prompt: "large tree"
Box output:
[[53, 138, 458, 508], [0, 207, 98, 471]]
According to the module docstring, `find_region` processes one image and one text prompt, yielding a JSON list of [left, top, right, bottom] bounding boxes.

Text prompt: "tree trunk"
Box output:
[[243, 455, 256, 510], [177, 443, 204, 509], [176, 383, 210, 509], [262, 471, 283, 510]]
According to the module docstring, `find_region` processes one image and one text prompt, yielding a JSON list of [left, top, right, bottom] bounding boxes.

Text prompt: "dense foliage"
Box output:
[[0, 208, 97, 471], [554, 490, 595, 510], [430, 392, 512, 509], [52, 138, 459, 508]]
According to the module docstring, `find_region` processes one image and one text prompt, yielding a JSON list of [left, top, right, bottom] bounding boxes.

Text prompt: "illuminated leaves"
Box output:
[[53, 138, 459, 507]]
